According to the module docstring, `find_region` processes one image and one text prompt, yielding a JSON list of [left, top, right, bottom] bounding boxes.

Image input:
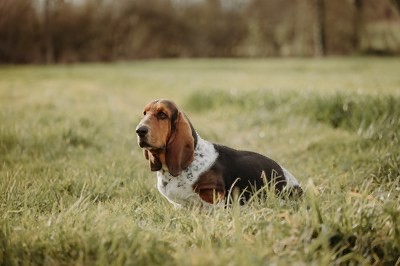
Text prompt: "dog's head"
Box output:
[[135, 100, 196, 177]]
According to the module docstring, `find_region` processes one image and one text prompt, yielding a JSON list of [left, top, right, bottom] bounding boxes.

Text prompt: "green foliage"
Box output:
[[186, 90, 400, 148], [0, 59, 399, 265], [185, 89, 292, 113], [310, 94, 400, 134]]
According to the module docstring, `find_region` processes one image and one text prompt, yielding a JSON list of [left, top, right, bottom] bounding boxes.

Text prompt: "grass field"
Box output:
[[1, 58, 399, 265]]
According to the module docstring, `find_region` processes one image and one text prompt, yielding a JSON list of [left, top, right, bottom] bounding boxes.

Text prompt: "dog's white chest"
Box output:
[[156, 136, 218, 207], [157, 172, 198, 207]]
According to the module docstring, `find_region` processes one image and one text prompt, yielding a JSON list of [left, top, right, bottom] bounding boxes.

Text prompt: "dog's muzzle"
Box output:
[[136, 125, 150, 148], [136, 125, 148, 138]]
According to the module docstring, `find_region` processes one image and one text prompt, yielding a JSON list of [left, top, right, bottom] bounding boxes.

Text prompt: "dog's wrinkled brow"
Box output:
[[160, 100, 178, 122]]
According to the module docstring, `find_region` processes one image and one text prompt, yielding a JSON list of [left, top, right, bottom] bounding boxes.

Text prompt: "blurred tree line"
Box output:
[[0, 0, 399, 63]]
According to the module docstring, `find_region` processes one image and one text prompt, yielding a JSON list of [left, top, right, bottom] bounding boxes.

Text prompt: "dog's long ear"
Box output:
[[166, 112, 195, 177], [144, 150, 162, 172]]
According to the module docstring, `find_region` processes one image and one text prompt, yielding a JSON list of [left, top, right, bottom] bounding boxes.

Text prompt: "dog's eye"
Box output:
[[143, 111, 147, 116], [157, 112, 168, 120]]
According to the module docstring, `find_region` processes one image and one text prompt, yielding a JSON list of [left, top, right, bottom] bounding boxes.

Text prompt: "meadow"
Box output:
[[0, 58, 399, 265]]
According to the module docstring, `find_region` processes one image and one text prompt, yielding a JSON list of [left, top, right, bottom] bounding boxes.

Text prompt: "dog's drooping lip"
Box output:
[[138, 139, 150, 148], [138, 138, 165, 152]]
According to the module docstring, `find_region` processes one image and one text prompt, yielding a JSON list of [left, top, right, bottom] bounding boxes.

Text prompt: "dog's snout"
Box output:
[[136, 126, 149, 138]]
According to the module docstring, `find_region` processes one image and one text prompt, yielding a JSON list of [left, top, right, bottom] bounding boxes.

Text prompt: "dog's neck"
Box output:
[[158, 134, 218, 178]]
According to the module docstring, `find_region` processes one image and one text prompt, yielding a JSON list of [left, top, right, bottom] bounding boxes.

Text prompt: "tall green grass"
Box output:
[[1, 59, 399, 265]]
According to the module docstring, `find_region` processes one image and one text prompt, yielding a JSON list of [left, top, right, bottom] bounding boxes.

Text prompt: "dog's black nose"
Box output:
[[136, 126, 148, 138]]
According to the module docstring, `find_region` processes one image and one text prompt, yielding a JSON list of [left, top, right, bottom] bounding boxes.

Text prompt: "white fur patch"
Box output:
[[156, 135, 301, 208], [157, 135, 218, 208], [280, 166, 300, 187]]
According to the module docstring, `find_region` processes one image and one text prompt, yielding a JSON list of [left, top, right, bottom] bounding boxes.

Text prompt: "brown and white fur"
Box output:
[[136, 99, 302, 208]]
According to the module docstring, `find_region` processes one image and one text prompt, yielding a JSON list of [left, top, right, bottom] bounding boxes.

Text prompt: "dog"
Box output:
[[136, 99, 302, 208]]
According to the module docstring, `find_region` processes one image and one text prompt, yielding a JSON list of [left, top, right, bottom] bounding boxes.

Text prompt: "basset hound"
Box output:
[[136, 99, 302, 208]]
